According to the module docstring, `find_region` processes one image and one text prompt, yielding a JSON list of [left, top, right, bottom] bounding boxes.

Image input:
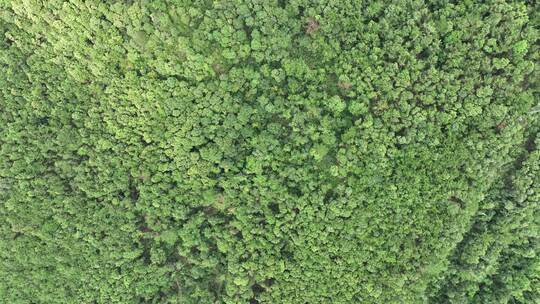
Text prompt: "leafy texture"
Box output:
[[0, 1, 538, 303]]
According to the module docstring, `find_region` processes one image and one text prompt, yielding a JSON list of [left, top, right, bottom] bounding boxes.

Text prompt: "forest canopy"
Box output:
[[0, 0, 539, 303]]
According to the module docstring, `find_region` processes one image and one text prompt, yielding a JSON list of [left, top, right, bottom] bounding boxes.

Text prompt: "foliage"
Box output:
[[0, 0, 538, 303]]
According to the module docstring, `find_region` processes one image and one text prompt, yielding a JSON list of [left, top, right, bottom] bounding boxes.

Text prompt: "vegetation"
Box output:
[[0, 0, 538, 303]]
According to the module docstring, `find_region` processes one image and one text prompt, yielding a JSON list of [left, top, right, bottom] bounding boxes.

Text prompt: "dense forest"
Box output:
[[0, 1, 538, 303]]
